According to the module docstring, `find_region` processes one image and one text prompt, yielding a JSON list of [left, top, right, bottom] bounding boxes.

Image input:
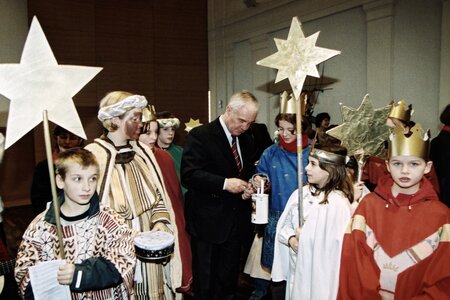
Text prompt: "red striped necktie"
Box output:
[[231, 135, 243, 173]]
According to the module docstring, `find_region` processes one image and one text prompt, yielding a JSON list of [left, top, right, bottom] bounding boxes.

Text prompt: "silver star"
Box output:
[[0, 17, 102, 149], [257, 17, 340, 99]]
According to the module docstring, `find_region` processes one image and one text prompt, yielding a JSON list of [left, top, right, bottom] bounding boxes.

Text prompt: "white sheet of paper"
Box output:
[[29, 259, 71, 300]]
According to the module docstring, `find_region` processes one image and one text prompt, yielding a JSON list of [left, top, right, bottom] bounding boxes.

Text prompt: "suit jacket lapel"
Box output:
[[210, 118, 240, 173]]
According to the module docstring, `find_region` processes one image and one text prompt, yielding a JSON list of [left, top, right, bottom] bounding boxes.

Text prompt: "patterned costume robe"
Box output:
[[338, 175, 450, 299], [15, 194, 135, 299], [85, 138, 182, 300]]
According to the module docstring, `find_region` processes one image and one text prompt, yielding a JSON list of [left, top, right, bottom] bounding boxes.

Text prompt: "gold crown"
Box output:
[[388, 123, 430, 160], [388, 100, 413, 123], [310, 149, 346, 166], [280, 91, 296, 114], [142, 105, 157, 123]]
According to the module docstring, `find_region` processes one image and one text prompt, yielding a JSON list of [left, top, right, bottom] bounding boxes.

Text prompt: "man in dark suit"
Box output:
[[181, 90, 259, 300]]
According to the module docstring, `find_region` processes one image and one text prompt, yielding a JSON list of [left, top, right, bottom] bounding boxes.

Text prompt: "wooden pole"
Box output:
[[43, 110, 65, 259], [295, 95, 304, 227]]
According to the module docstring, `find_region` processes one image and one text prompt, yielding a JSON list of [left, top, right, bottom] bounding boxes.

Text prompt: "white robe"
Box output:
[[272, 185, 352, 300]]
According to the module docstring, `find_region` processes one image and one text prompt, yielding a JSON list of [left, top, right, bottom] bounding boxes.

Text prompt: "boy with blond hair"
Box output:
[[338, 123, 450, 299], [15, 148, 136, 299]]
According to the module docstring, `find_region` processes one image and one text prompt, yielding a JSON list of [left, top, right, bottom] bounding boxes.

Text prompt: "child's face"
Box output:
[[56, 164, 98, 207], [56, 133, 82, 152], [115, 108, 143, 140], [139, 121, 158, 149], [386, 155, 432, 195], [158, 127, 176, 146], [305, 156, 330, 188], [278, 119, 296, 143], [320, 118, 330, 129]]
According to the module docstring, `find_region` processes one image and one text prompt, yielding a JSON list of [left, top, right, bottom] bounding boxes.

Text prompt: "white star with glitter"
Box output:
[[0, 16, 102, 149], [257, 17, 340, 99]]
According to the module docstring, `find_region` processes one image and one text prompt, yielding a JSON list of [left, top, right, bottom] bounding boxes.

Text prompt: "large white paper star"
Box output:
[[0, 16, 102, 149], [257, 17, 340, 99]]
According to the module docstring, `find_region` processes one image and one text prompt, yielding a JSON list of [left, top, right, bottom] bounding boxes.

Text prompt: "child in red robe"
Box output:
[[338, 123, 450, 299]]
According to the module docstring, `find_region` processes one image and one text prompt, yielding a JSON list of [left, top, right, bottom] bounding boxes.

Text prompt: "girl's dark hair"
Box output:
[[315, 112, 330, 128], [275, 113, 309, 133], [310, 144, 354, 204], [275, 113, 296, 127]]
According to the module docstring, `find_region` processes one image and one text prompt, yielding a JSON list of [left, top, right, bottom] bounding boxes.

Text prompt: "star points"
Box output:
[[184, 118, 203, 132], [257, 17, 340, 99], [326, 94, 391, 157], [0, 16, 102, 149]]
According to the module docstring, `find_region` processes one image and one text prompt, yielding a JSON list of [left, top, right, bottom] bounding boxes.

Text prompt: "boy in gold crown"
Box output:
[[338, 123, 450, 299], [363, 100, 441, 193]]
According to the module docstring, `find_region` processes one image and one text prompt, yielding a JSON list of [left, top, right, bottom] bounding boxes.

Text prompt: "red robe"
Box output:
[[153, 147, 193, 293], [338, 175, 450, 299]]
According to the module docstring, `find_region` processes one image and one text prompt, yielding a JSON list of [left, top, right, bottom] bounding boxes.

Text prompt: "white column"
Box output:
[[250, 35, 271, 126], [363, 0, 395, 103]]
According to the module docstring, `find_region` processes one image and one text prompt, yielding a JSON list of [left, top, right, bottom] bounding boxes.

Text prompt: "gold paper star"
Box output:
[[257, 17, 341, 99], [0, 17, 102, 149], [326, 94, 391, 156], [185, 118, 203, 132]]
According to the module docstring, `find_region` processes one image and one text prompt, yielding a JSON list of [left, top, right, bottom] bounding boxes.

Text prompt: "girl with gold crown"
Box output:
[[338, 123, 450, 299], [245, 92, 310, 300], [272, 144, 354, 300], [85, 91, 182, 299]]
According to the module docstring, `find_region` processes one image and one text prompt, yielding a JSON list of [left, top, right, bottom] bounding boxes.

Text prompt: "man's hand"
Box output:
[[57, 262, 75, 285], [226, 178, 252, 194], [242, 185, 255, 200]]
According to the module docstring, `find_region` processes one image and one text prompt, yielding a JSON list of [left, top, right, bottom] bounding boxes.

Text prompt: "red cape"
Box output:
[[153, 148, 193, 293], [338, 175, 450, 299]]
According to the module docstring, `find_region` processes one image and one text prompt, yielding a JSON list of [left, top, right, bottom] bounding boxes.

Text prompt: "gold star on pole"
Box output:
[[257, 17, 341, 99], [326, 94, 391, 157], [0, 16, 102, 149], [185, 118, 203, 132]]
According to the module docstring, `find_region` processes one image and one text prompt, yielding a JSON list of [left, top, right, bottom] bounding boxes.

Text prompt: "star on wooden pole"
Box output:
[[257, 16, 341, 228], [0, 16, 102, 259], [326, 94, 391, 157], [0, 16, 102, 149], [257, 17, 341, 99], [184, 118, 202, 133]]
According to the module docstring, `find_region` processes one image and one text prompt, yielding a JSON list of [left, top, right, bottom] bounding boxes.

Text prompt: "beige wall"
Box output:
[[208, 0, 449, 137]]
